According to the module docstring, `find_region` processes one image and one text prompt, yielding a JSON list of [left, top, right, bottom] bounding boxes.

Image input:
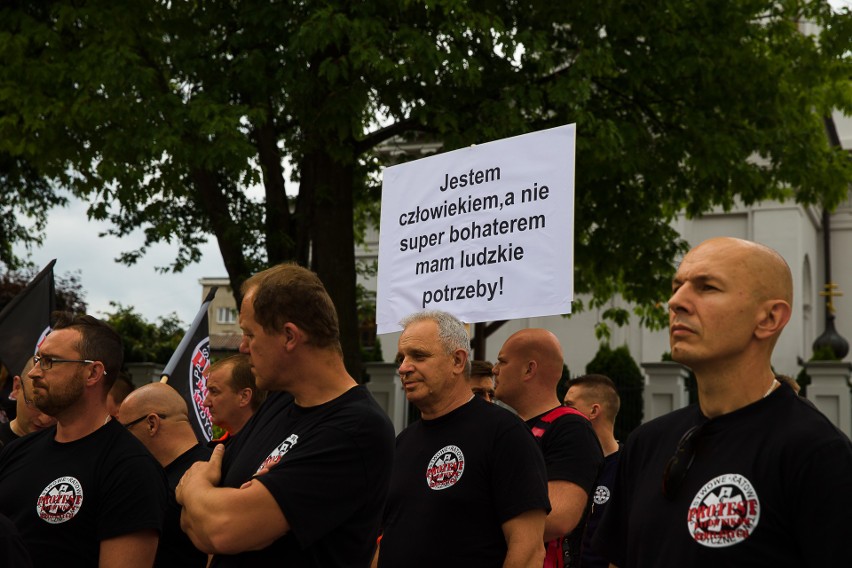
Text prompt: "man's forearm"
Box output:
[[504, 543, 545, 568], [544, 480, 588, 541], [179, 479, 289, 554], [178, 478, 220, 554], [502, 509, 547, 568]]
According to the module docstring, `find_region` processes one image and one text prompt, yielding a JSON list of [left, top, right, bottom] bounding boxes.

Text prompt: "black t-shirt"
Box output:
[[0, 512, 32, 568], [581, 448, 620, 568], [525, 409, 603, 492], [0, 421, 16, 447], [211, 385, 395, 568], [593, 383, 852, 567], [157, 443, 212, 568], [218, 390, 295, 487], [0, 419, 168, 567], [526, 408, 603, 568], [379, 396, 551, 567]]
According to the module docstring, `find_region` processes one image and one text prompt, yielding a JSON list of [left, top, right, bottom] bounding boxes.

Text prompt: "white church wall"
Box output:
[[752, 205, 820, 375], [828, 193, 852, 357]]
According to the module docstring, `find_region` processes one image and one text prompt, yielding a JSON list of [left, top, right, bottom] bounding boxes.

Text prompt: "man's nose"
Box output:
[[668, 285, 691, 314], [398, 359, 413, 376]]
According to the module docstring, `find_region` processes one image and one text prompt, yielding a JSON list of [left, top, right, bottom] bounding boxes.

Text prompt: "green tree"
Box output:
[[0, 155, 67, 270], [0, 267, 87, 314], [103, 303, 184, 365], [1, 1, 850, 377]]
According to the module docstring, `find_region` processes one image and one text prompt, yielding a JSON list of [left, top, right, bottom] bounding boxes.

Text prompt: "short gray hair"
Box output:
[[400, 310, 472, 376]]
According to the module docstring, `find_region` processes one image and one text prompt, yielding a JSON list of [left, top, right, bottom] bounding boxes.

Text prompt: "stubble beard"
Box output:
[[33, 374, 86, 418]]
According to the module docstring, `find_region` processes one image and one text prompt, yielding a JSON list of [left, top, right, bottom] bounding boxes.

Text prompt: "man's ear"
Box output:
[[281, 322, 302, 351], [755, 300, 792, 340], [525, 360, 538, 381], [238, 388, 252, 407], [84, 362, 106, 387], [146, 414, 160, 437], [452, 349, 468, 373], [587, 403, 601, 420], [10, 376, 22, 400]]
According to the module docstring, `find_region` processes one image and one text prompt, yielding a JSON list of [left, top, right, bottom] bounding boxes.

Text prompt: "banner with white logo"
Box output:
[[376, 124, 576, 333], [161, 287, 217, 442]]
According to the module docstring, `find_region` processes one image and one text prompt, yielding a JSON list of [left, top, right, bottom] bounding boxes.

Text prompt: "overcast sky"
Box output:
[[15, 196, 228, 326]]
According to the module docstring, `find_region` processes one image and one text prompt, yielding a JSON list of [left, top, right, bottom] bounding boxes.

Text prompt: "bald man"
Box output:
[[0, 358, 56, 447], [594, 237, 852, 567], [494, 329, 603, 568], [120, 383, 211, 567]]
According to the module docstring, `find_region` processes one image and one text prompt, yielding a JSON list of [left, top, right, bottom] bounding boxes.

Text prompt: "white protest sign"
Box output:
[[376, 124, 575, 334]]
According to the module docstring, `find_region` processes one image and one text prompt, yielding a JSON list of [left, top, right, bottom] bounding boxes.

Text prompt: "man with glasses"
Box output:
[[594, 237, 852, 567], [0, 357, 56, 447], [119, 382, 211, 567], [0, 313, 167, 568]]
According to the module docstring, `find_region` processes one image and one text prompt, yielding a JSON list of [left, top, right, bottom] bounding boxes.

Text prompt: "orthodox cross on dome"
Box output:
[[819, 282, 844, 315]]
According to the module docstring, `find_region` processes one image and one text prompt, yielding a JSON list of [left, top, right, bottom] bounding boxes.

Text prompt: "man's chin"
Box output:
[[669, 347, 696, 366], [403, 386, 427, 404]]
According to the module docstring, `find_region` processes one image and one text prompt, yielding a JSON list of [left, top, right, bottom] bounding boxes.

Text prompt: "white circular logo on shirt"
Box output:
[[687, 473, 760, 547], [257, 434, 299, 474], [593, 485, 611, 505], [36, 476, 84, 524], [426, 445, 465, 490]]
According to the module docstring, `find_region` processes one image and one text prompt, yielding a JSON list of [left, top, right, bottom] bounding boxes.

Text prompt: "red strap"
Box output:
[[543, 538, 564, 568], [531, 406, 588, 438], [535, 406, 587, 568]]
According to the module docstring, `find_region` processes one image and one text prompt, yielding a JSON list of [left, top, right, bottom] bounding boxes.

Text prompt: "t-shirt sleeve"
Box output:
[[489, 419, 551, 525], [97, 453, 168, 541], [542, 417, 604, 493]]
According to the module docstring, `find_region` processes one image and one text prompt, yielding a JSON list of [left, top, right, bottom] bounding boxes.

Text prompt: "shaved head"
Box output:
[[507, 328, 563, 378], [670, 237, 794, 372], [120, 382, 189, 421], [493, 328, 565, 418], [687, 237, 792, 307]]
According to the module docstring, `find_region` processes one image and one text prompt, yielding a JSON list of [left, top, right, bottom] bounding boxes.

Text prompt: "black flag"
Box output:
[[0, 260, 57, 378], [161, 287, 218, 443]]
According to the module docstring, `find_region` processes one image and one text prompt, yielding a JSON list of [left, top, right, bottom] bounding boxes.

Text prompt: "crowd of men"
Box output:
[[0, 237, 850, 567]]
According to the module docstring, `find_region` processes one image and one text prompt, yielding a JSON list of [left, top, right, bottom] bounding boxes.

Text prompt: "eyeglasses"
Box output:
[[662, 422, 706, 500], [122, 413, 166, 429], [33, 355, 97, 371], [471, 387, 496, 401]]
